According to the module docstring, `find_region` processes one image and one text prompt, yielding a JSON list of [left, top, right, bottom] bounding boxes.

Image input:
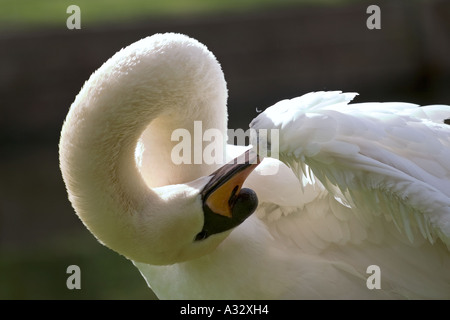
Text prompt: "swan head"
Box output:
[[132, 150, 260, 265], [59, 32, 260, 266]]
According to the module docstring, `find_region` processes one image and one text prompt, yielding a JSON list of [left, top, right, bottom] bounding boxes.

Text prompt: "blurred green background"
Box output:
[[1, 0, 449, 299], [0, 0, 350, 30]]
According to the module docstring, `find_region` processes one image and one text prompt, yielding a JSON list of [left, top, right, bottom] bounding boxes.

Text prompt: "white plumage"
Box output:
[[250, 91, 450, 244], [59, 33, 450, 299]]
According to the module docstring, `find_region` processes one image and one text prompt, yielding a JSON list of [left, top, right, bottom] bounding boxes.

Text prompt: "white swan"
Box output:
[[59, 33, 450, 299]]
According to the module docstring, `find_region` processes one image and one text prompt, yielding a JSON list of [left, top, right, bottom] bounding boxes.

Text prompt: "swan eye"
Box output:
[[194, 230, 209, 241]]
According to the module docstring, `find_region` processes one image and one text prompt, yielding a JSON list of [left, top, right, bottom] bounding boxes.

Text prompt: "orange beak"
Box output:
[[201, 149, 261, 217], [196, 149, 262, 241]]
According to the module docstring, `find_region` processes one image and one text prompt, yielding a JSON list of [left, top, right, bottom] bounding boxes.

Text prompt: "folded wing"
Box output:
[[250, 91, 450, 246]]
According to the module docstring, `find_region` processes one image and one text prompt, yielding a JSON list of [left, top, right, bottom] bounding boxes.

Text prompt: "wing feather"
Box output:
[[250, 91, 450, 246]]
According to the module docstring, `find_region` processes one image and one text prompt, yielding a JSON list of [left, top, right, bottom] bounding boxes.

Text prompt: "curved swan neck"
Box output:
[[59, 34, 228, 263]]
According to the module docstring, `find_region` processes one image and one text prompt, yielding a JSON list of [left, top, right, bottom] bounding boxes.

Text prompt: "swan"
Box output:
[[59, 32, 450, 299]]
